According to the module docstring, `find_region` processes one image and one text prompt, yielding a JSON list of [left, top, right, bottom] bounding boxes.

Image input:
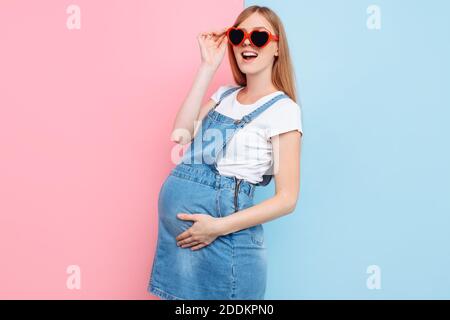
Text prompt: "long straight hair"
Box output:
[[228, 5, 298, 103]]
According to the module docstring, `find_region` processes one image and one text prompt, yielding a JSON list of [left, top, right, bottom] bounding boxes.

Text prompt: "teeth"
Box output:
[[242, 52, 258, 57]]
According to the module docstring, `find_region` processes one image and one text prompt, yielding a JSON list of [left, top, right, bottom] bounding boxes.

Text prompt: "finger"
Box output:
[[175, 229, 192, 241], [212, 30, 225, 36], [213, 33, 226, 43], [213, 35, 224, 46], [181, 240, 201, 248], [177, 236, 196, 246], [219, 34, 227, 45], [177, 213, 196, 221], [216, 36, 227, 48], [182, 243, 200, 249], [198, 33, 210, 41], [191, 243, 207, 251], [213, 32, 227, 41], [179, 241, 196, 248]]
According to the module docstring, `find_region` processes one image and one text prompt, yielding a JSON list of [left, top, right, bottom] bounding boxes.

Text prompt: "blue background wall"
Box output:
[[246, 0, 450, 299]]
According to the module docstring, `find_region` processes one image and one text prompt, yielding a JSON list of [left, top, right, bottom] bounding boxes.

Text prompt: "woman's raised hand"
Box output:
[[197, 27, 228, 71]]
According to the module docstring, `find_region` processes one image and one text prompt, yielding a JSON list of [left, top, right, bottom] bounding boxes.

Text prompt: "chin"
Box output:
[[239, 65, 263, 75], [238, 61, 258, 69]]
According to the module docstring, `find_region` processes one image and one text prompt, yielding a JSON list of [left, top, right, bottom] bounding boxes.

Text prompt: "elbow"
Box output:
[[286, 200, 298, 214], [170, 135, 189, 145], [279, 192, 299, 214], [170, 128, 193, 145]]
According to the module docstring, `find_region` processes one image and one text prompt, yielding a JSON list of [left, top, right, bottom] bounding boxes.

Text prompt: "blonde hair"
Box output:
[[228, 5, 298, 103]]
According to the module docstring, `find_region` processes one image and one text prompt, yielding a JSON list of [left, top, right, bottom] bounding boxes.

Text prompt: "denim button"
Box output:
[[234, 119, 241, 125]]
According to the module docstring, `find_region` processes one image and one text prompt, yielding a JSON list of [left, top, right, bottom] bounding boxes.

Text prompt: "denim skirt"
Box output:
[[148, 163, 267, 300]]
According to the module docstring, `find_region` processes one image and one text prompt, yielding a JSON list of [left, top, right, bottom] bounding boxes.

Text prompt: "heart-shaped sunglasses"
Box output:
[[226, 27, 279, 48]]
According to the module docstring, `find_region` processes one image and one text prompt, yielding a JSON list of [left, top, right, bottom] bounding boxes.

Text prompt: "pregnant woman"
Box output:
[[148, 5, 303, 300]]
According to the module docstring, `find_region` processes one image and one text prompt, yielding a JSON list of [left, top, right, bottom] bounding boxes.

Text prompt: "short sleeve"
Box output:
[[267, 100, 303, 138], [210, 85, 236, 103]]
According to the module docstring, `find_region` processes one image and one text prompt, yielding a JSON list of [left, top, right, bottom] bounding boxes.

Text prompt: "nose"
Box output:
[[242, 36, 251, 46]]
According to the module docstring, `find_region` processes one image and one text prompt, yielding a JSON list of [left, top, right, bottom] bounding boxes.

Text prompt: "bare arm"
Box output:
[[170, 64, 217, 145], [171, 28, 228, 145], [218, 130, 302, 235]]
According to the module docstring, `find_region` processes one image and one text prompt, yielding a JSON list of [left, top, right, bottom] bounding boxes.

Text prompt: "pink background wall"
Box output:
[[0, 0, 243, 299]]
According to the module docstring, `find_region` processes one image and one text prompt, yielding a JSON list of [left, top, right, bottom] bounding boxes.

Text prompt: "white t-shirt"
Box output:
[[209, 85, 303, 184]]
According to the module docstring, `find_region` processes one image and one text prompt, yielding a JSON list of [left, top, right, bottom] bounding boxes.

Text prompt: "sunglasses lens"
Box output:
[[251, 31, 269, 47], [229, 29, 244, 45]]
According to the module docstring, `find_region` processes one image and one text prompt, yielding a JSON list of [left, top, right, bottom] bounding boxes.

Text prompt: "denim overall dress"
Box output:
[[148, 86, 289, 300]]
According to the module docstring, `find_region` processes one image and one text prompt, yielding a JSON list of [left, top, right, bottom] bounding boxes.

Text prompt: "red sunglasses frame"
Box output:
[[226, 27, 279, 48]]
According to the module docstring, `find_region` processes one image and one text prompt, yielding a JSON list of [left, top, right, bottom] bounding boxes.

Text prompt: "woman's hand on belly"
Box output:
[[175, 213, 225, 250]]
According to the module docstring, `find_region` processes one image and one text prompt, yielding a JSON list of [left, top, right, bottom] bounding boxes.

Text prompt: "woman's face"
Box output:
[[233, 13, 279, 75]]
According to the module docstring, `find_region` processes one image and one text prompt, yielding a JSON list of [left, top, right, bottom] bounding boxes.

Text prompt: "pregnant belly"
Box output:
[[157, 175, 215, 238]]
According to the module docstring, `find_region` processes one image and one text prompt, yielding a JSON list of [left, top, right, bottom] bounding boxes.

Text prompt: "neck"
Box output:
[[242, 64, 279, 98]]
